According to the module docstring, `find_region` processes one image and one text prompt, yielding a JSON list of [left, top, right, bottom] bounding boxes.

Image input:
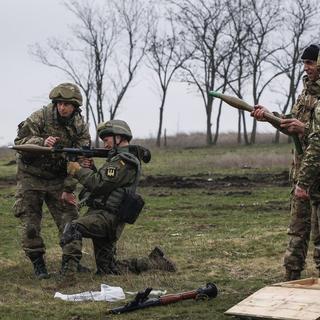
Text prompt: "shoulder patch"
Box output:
[[106, 166, 117, 177]]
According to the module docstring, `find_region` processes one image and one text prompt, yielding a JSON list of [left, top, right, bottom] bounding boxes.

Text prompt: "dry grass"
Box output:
[[133, 131, 290, 149]]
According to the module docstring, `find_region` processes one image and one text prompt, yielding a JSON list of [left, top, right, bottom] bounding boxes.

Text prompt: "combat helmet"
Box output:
[[97, 120, 133, 141], [49, 83, 83, 107]]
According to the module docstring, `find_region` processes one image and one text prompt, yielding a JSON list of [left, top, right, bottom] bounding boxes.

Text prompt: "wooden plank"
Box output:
[[225, 286, 320, 320], [274, 277, 320, 290]]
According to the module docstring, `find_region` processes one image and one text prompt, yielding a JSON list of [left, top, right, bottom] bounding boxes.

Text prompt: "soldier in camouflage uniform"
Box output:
[[295, 45, 320, 277], [13, 83, 91, 279], [251, 44, 320, 280], [60, 119, 176, 276]]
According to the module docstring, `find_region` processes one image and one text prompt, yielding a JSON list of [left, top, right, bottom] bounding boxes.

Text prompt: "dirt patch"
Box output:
[[140, 171, 289, 189], [0, 177, 15, 188], [4, 160, 16, 166], [205, 200, 289, 211], [0, 171, 289, 190]]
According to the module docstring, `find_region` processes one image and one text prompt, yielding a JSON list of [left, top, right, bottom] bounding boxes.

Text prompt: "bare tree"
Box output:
[[30, 1, 117, 145], [66, 1, 117, 126], [107, 0, 151, 119], [270, 0, 319, 143], [220, 0, 255, 145], [170, 0, 232, 145], [244, 0, 284, 144], [146, 13, 192, 147], [29, 0, 151, 145]]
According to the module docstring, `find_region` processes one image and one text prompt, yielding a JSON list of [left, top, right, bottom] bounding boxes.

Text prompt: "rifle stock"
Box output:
[[109, 283, 218, 314], [209, 91, 303, 155]]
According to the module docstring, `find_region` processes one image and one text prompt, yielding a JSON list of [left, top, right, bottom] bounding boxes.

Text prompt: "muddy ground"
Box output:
[[0, 170, 289, 190], [140, 170, 289, 189]]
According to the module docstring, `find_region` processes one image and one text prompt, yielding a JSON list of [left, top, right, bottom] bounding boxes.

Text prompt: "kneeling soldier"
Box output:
[[60, 119, 176, 276]]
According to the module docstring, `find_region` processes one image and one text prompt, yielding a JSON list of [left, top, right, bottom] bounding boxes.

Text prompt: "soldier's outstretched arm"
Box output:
[[67, 157, 136, 194]]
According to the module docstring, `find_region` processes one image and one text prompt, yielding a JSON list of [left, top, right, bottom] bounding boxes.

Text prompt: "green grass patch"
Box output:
[[0, 144, 310, 319]]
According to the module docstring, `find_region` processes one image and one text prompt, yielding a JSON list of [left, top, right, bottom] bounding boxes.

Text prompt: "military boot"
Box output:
[[285, 268, 301, 281], [148, 246, 177, 272], [61, 258, 90, 274], [60, 254, 78, 277], [77, 263, 91, 273], [29, 253, 50, 280]]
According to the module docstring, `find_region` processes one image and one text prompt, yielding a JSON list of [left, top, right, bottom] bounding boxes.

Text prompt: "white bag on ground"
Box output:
[[54, 284, 125, 302]]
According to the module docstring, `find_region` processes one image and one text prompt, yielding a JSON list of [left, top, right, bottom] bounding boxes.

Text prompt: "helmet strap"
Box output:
[[108, 136, 118, 160]]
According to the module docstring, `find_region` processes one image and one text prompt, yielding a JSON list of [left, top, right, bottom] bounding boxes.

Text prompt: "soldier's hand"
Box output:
[[78, 157, 94, 169], [294, 185, 309, 200], [280, 118, 305, 135], [251, 105, 270, 121], [61, 192, 77, 206], [44, 136, 60, 147], [67, 161, 81, 176]]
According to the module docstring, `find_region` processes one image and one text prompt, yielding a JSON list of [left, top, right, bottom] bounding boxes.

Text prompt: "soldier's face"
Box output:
[[303, 60, 319, 81], [103, 135, 121, 149], [103, 136, 114, 150], [57, 102, 75, 118]]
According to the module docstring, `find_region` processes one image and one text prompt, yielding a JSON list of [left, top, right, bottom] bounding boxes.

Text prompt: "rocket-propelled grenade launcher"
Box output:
[[209, 91, 303, 155], [9, 144, 152, 163], [109, 282, 218, 314]]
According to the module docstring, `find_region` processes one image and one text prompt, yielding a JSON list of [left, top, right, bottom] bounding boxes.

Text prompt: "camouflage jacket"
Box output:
[[15, 103, 90, 191], [75, 147, 140, 214], [296, 78, 320, 195], [287, 76, 320, 183]]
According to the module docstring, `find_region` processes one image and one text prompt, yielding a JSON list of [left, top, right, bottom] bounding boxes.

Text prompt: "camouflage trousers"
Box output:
[[68, 208, 153, 274], [14, 188, 79, 258], [311, 201, 320, 270], [283, 192, 320, 271]]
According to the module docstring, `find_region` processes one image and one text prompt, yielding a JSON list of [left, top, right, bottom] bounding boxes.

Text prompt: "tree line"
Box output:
[[29, 0, 320, 147]]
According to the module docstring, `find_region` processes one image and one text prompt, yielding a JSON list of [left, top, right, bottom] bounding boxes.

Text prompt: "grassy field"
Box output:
[[0, 143, 315, 320]]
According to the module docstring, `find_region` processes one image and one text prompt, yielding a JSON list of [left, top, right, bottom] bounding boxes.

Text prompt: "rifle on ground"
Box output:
[[9, 144, 151, 163], [109, 283, 218, 314], [209, 91, 303, 155]]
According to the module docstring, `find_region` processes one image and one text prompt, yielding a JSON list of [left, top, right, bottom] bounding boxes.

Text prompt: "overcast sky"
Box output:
[[0, 0, 275, 146]]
